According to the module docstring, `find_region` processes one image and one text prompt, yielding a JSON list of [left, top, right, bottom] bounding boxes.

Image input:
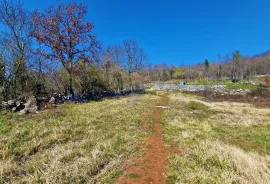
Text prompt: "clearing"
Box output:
[[1, 92, 270, 183]]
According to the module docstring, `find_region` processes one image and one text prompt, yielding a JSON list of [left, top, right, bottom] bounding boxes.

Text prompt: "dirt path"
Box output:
[[116, 96, 174, 184]]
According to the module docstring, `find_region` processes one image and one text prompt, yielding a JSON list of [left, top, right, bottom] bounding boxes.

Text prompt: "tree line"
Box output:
[[0, 0, 150, 101], [0, 0, 269, 101]]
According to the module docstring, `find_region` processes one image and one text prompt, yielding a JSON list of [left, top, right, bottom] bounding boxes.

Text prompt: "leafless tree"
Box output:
[[0, 0, 33, 98], [123, 40, 147, 90]]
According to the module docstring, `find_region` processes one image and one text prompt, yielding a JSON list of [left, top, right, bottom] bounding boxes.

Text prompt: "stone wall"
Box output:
[[150, 84, 225, 91]]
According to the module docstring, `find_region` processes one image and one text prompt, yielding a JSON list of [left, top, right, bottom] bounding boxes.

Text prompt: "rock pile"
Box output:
[[1, 96, 39, 114], [150, 84, 225, 91], [1, 100, 25, 112], [19, 97, 38, 114], [150, 84, 251, 95]]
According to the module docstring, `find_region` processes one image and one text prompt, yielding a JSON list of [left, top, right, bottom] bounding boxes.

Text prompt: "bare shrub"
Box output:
[[265, 76, 270, 87]]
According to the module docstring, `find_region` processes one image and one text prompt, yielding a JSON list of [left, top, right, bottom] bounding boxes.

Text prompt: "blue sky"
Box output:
[[24, 0, 270, 66]]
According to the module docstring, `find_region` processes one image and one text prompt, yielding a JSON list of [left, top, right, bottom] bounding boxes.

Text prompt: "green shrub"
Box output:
[[232, 78, 238, 83], [187, 101, 209, 111], [248, 86, 270, 97]]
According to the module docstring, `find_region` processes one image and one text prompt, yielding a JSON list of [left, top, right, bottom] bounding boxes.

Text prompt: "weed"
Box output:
[[128, 173, 139, 178]]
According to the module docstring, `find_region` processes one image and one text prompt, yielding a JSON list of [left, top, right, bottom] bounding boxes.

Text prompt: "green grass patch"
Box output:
[[225, 83, 258, 90], [182, 93, 205, 100], [212, 124, 270, 154], [187, 101, 209, 111], [128, 173, 139, 178]]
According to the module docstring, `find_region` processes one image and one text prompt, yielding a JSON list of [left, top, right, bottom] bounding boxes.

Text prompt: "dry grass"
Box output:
[[0, 94, 160, 183], [168, 140, 270, 184], [163, 92, 270, 183], [170, 93, 270, 126], [1, 91, 270, 183]]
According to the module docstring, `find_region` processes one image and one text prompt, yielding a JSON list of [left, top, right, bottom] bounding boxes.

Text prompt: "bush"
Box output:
[[201, 87, 216, 100], [187, 101, 209, 111], [264, 76, 270, 87], [248, 87, 270, 97], [232, 79, 238, 83]]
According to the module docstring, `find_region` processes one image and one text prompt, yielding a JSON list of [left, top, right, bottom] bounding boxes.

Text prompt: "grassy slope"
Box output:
[[0, 94, 160, 183], [161, 92, 270, 184], [1, 92, 270, 184]]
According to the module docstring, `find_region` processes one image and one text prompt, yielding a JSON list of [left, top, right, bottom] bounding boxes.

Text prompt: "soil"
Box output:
[[116, 96, 178, 184], [186, 91, 270, 108]]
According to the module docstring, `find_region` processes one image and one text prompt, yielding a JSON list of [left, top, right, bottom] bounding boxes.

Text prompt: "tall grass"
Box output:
[[163, 93, 270, 183], [0, 95, 160, 183]]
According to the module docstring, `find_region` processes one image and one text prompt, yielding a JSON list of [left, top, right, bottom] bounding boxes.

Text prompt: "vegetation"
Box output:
[[0, 0, 270, 101], [1, 90, 270, 183], [212, 125, 270, 154], [0, 94, 160, 183], [0, 0, 270, 183], [31, 2, 99, 96], [162, 92, 270, 183]]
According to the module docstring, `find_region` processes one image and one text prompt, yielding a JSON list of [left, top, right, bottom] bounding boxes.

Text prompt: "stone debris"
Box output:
[[150, 84, 209, 91], [150, 84, 251, 95], [154, 106, 172, 109], [19, 97, 38, 114]]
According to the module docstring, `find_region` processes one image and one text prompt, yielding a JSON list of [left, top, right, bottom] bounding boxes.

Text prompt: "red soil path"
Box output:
[[116, 96, 178, 184]]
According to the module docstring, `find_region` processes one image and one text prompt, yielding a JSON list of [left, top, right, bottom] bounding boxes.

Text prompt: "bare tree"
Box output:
[[0, 0, 33, 98], [123, 40, 147, 90]]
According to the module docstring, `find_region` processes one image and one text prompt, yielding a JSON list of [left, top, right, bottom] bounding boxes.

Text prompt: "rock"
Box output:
[[16, 101, 22, 107], [1, 101, 8, 109], [27, 106, 38, 113], [12, 107, 17, 112], [7, 100, 15, 106], [49, 96, 56, 104], [24, 97, 37, 108], [20, 96, 38, 114], [1, 110, 7, 115], [12, 105, 24, 112], [19, 109, 28, 115]]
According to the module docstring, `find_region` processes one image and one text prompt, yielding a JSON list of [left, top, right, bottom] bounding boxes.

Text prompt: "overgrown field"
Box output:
[[162, 92, 270, 183], [1, 92, 270, 183], [0, 95, 160, 183]]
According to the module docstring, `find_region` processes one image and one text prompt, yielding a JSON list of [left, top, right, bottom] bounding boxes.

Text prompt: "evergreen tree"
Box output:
[[233, 50, 241, 89], [204, 59, 209, 80]]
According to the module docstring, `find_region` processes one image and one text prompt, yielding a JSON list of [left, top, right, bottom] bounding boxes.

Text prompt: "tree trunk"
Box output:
[[68, 70, 74, 97]]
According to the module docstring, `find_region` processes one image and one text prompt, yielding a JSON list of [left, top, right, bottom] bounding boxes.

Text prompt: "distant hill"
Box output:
[[252, 50, 270, 58]]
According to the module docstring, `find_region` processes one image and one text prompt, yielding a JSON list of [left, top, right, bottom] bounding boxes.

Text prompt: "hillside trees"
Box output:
[[31, 2, 99, 96], [0, 0, 269, 101], [102, 45, 124, 92]]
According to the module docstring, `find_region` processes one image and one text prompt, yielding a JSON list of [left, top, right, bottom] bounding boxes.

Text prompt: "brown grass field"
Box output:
[[1, 92, 269, 183]]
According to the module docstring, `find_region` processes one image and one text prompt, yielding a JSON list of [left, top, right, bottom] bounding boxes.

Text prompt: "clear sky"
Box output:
[[24, 0, 270, 66]]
